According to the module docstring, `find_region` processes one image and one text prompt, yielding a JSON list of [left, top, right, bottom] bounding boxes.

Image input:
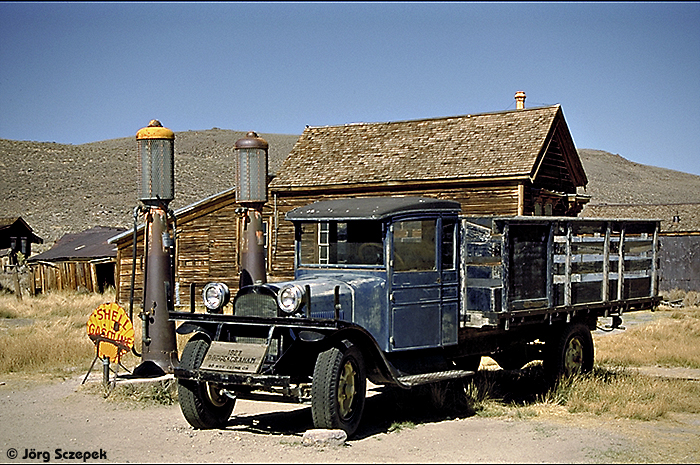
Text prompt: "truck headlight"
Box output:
[[277, 284, 304, 314], [202, 282, 230, 313]]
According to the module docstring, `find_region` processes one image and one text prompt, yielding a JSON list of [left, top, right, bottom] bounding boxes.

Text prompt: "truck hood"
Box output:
[[284, 272, 386, 324]]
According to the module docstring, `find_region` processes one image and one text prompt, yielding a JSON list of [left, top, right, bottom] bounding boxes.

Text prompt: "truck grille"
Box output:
[[233, 292, 280, 358], [234, 292, 278, 318]]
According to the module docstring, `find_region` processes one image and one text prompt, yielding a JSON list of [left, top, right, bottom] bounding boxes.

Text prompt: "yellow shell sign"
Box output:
[[87, 302, 135, 360]]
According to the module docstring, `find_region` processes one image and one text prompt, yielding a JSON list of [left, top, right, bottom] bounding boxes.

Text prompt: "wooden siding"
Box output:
[[115, 202, 275, 310], [31, 260, 112, 294], [533, 138, 577, 193], [176, 203, 242, 309], [115, 236, 145, 305]]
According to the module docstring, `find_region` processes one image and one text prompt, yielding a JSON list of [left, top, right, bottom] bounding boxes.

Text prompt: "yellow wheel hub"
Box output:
[[564, 337, 584, 376], [337, 361, 357, 418]]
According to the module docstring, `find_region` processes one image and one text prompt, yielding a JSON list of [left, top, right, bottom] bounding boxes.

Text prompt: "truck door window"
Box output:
[[393, 219, 437, 272], [442, 219, 456, 271], [299, 221, 384, 266]]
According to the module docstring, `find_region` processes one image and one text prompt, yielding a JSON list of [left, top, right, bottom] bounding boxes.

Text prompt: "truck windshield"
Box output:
[[299, 221, 384, 266]]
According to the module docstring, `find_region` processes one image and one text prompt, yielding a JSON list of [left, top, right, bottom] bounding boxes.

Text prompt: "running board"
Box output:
[[396, 369, 475, 387]]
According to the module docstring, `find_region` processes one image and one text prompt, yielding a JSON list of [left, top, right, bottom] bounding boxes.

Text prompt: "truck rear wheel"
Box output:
[[178, 338, 235, 429], [311, 342, 366, 437], [545, 323, 594, 380]]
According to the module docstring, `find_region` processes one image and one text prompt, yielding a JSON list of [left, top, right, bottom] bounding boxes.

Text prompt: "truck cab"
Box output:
[[287, 196, 461, 352]]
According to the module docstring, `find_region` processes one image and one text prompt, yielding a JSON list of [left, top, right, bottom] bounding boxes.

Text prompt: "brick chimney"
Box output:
[[515, 91, 526, 110]]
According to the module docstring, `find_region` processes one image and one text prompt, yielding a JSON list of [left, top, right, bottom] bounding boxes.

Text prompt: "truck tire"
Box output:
[[178, 338, 235, 429], [311, 342, 366, 437], [544, 323, 594, 380]]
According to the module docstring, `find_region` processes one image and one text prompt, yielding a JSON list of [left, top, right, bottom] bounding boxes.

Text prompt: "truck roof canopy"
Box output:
[[286, 196, 462, 221]]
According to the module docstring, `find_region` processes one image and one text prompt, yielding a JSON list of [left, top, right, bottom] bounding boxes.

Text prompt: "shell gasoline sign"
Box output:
[[87, 302, 135, 360]]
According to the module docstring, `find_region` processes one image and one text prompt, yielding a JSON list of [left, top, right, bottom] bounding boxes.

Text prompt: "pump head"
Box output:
[[137, 120, 175, 206]]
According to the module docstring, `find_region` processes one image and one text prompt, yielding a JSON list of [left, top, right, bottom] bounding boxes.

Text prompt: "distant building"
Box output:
[[28, 226, 126, 294], [0, 217, 43, 271]]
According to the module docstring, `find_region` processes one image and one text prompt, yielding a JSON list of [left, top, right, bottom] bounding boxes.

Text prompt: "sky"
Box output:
[[1, 2, 699, 176]]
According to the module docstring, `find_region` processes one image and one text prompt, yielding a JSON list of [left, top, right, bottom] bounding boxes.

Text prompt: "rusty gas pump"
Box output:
[[131, 119, 179, 376], [235, 131, 269, 288]]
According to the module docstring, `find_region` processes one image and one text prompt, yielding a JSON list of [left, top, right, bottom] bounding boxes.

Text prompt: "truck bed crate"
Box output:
[[460, 216, 660, 328]]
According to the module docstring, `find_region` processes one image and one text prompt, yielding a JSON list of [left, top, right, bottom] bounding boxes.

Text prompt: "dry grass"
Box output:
[[80, 378, 178, 406], [595, 305, 700, 369], [0, 289, 135, 377], [559, 368, 700, 420]]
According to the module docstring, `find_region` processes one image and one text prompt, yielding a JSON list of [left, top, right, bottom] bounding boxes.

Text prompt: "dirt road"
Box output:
[[1, 370, 699, 464]]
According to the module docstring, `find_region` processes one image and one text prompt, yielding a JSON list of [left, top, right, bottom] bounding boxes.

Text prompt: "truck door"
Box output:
[[389, 217, 458, 350]]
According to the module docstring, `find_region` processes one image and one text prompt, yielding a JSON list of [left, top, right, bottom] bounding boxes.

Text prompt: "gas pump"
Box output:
[[130, 119, 179, 376]]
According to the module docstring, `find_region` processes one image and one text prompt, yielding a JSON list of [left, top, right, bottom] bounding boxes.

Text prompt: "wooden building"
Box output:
[[0, 217, 43, 270], [266, 104, 589, 278], [28, 226, 125, 294], [112, 102, 591, 309]]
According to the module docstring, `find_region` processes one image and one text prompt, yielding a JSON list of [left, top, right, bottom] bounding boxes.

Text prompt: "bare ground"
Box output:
[[1, 366, 699, 464], [2, 311, 700, 463]]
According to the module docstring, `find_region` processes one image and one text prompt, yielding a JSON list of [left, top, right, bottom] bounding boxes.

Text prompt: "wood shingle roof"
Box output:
[[270, 105, 585, 191]]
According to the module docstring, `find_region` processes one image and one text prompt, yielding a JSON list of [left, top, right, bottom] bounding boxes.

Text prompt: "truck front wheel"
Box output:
[[545, 323, 594, 380], [178, 338, 235, 429], [311, 343, 366, 437]]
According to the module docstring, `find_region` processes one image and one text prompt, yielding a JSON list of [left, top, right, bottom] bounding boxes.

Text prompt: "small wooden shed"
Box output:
[[28, 226, 126, 294], [0, 217, 43, 270], [112, 102, 591, 309]]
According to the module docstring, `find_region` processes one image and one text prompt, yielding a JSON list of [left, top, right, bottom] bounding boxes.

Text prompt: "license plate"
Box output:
[[200, 341, 268, 373]]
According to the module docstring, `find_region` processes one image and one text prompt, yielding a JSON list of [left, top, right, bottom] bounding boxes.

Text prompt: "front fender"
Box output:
[[306, 326, 405, 387], [176, 322, 216, 341]]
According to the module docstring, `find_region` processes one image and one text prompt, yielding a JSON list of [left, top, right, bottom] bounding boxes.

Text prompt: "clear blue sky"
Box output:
[[1, 2, 699, 175]]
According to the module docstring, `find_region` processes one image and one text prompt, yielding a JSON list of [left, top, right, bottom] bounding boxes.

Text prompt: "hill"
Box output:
[[577, 149, 700, 206], [2, 134, 700, 254], [0, 129, 299, 252]]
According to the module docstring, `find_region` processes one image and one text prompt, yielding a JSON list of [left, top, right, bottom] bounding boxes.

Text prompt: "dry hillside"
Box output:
[[578, 149, 700, 206], [0, 129, 299, 252], [1, 133, 699, 254]]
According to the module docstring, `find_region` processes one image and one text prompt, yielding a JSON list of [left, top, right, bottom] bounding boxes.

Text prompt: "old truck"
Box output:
[[171, 196, 660, 436]]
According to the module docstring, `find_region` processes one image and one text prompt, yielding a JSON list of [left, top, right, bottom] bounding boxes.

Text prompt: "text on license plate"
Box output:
[[200, 341, 268, 373]]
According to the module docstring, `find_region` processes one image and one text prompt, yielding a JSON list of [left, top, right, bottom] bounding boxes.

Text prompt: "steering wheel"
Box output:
[[358, 243, 383, 264]]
